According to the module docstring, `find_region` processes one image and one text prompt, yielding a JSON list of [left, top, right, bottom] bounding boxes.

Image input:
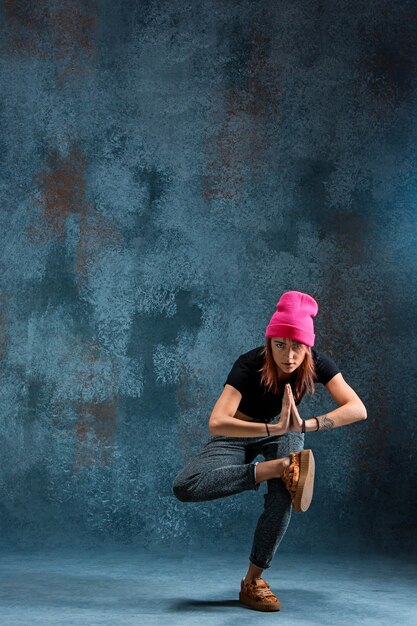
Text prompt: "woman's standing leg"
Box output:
[[172, 436, 260, 502], [247, 431, 305, 571]]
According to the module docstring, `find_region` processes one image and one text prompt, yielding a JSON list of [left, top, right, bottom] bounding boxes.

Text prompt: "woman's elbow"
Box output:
[[359, 402, 367, 420], [208, 417, 219, 436]]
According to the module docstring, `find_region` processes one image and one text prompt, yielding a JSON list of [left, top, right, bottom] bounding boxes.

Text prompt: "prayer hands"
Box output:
[[275, 383, 292, 434], [286, 384, 304, 433]]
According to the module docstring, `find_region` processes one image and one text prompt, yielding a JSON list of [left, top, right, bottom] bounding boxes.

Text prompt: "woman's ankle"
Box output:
[[244, 561, 264, 582], [276, 456, 291, 476], [254, 457, 291, 484]]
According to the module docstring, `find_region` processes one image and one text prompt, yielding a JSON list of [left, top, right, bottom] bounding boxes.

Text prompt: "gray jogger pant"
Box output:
[[172, 430, 305, 570]]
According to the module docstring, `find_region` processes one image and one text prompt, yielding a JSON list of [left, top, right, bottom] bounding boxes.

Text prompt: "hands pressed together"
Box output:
[[275, 383, 304, 434]]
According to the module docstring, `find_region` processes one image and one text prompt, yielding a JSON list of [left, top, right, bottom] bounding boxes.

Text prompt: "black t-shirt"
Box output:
[[223, 346, 340, 423]]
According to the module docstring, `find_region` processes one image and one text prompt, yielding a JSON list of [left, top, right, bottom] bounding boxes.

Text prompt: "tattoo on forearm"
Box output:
[[317, 414, 335, 430]]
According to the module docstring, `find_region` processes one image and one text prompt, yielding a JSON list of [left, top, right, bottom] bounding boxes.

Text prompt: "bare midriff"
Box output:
[[234, 409, 254, 422]]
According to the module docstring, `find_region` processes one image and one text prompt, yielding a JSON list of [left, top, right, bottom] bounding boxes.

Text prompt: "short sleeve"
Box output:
[[223, 356, 251, 395], [314, 351, 341, 385]]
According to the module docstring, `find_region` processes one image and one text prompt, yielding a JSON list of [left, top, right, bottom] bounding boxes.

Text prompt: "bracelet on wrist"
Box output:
[[265, 422, 270, 436], [301, 419, 306, 433], [314, 417, 320, 431]]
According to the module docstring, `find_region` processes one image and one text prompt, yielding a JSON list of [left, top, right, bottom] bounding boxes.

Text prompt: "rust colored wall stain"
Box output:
[[30, 146, 89, 241], [73, 398, 118, 469], [73, 341, 118, 469], [26, 145, 122, 286], [75, 200, 123, 288], [202, 30, 281, 200], [3, 0, 97, 80]]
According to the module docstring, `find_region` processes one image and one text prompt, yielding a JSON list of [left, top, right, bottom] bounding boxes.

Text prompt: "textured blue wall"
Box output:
[[0, 0, 416, 557]]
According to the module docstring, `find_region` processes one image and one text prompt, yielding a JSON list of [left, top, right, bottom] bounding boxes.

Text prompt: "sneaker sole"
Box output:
[[292, 449, 315, 513], [239, 590, 281, 611]]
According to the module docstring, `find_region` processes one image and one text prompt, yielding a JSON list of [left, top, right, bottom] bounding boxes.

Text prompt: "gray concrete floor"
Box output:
[[0, 547, 416, 625]]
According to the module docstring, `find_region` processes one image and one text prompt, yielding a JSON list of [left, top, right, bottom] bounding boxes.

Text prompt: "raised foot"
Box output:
[[281, 449, 315, 512]]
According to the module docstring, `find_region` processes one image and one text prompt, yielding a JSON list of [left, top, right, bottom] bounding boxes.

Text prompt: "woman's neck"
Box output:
[[277, 368, 297, 383]]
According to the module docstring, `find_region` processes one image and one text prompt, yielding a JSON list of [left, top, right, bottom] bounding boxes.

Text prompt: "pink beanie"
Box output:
[[265, 291, 318, 346]]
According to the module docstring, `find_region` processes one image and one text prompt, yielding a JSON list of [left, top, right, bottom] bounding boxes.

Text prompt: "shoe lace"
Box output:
[[282, 452, 300, 498], [246, 578, 277, 600]]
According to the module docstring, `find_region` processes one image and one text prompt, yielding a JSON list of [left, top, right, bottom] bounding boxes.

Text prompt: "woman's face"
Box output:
[[270, 337, 308, 377]]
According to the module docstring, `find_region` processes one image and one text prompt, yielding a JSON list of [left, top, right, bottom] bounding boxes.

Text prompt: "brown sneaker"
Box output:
[[239, 577, 281, 612], [282, 449, 315, 512]]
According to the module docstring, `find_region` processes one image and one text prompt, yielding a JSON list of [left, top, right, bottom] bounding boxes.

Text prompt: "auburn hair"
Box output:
[[257, 338, 316, 403]]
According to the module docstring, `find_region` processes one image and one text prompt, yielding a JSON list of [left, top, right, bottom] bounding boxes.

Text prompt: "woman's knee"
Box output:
[[172, 474, 195, 502], [172, 482, 188, 501]]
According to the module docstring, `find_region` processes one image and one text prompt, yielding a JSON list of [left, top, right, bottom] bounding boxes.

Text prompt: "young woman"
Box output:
[[172, 290, 367, 612]]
